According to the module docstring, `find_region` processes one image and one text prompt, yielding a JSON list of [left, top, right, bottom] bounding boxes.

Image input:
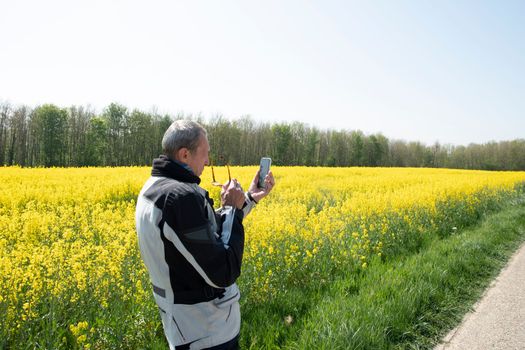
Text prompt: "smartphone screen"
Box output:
[[258, 157, 271, 188]]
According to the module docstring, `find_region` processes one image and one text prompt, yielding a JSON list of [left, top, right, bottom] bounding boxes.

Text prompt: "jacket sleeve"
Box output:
[[241, 192, 257, 218], [161, 190, 245, 288]]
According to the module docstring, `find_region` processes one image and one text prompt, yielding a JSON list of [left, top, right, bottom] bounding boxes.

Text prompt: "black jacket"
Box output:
[[135, 156, 256, 348]]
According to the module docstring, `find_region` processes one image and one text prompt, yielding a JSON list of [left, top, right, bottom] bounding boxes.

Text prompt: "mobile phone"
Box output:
[[258, 157, 271, 189]]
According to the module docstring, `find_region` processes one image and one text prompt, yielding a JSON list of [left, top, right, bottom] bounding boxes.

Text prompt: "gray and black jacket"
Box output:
[[135, 156, 256, 349]]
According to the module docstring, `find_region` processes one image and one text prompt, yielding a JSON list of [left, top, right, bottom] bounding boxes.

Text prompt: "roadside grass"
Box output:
[[241, 197, 525, 349]]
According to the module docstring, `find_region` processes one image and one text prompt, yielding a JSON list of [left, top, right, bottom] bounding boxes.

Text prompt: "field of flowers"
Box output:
[[1, 166, 524, 349]]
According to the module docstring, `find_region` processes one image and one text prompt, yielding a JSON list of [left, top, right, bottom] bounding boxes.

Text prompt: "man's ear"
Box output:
[[175, 147, 190, 162]]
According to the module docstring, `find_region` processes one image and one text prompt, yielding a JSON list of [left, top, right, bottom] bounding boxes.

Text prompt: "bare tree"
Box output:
[[0, 102, 11, 165]]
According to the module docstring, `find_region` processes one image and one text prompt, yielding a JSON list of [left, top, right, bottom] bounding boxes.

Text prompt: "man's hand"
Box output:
[[247, 170, 275, 203], [221, 179, 245, 209]]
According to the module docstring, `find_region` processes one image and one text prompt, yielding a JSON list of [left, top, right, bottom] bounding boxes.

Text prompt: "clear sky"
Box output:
[[1, 0, 524, 145]]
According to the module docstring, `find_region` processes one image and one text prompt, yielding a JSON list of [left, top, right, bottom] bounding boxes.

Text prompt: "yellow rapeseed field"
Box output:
[[1, 166, 524, 348]]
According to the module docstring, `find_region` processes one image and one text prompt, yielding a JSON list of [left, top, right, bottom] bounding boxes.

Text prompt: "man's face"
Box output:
[[185, 134, 210, 177]]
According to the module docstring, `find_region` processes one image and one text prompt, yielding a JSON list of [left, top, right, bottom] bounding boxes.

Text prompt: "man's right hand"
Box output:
[[221, 179, 245, 209]]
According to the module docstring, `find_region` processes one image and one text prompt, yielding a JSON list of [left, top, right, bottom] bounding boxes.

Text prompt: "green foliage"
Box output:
[[32, 104, 68, 166], [85, 117, 108, 166], [1, 101, 525, 169], [102, 103, 128, 166], [271, 124, 293, 165]]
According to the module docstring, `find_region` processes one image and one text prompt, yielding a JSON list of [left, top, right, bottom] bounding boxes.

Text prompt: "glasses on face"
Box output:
[[210, 156, 231, 187]]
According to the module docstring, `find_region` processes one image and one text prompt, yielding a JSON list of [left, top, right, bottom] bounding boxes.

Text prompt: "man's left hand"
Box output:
[[247, 170, 275, 203]]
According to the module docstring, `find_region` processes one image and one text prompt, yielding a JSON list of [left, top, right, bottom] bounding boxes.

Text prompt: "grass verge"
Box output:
[[241, 197, 525, 349]]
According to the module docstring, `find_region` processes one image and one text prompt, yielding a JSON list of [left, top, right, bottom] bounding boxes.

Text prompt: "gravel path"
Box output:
[[435, 241, 525, 350]]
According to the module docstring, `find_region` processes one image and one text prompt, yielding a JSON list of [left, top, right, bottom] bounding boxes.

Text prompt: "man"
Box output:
[[135, 120, 274, 349]]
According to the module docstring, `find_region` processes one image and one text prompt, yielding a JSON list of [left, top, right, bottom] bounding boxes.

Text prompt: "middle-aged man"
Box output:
[[135, 120, 275, 349]]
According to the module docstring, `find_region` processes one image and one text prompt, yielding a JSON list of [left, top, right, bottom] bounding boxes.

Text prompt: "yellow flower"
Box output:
[[77, 334, 87, 344], [1, 165, 524, 342]]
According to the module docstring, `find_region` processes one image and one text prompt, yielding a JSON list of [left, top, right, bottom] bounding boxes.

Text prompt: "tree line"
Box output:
[[0, 101, 524, 170]]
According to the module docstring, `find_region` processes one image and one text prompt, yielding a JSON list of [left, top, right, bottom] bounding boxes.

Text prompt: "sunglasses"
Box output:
[[210, 156, 231, 187]]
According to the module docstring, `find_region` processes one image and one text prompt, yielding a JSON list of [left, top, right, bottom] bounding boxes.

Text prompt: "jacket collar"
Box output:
[[151, 155, 201, 185]]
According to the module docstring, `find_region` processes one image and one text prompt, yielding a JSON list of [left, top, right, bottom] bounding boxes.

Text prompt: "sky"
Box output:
[[1, 0, 524, 146]]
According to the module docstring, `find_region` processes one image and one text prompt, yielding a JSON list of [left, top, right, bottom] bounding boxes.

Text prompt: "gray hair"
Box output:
[[162, 120, 207, 158]]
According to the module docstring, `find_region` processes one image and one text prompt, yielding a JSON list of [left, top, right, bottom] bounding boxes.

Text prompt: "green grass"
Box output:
[[240, 197, 525, 349]]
